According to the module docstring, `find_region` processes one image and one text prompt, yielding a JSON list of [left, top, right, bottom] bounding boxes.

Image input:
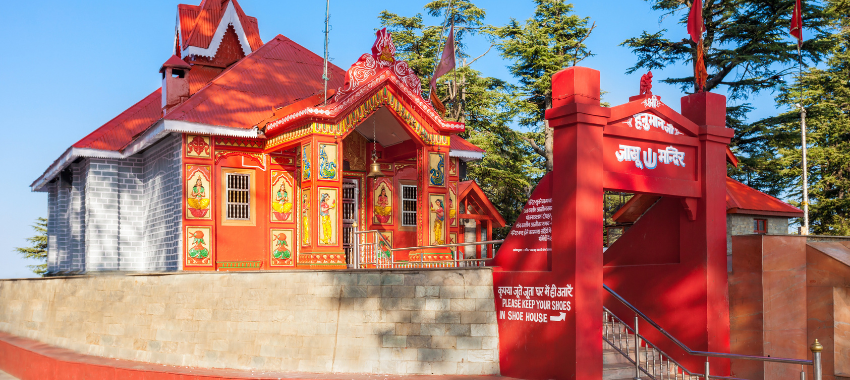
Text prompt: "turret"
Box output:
[[160, 55, 191, 113]]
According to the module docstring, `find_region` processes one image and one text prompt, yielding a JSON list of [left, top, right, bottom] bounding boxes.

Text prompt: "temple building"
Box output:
[[31, 0, 502, 274]]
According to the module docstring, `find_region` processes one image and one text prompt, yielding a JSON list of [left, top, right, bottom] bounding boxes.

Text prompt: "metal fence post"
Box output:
[[811, 340, 822, 380], [800, 364, 806, 380], [635, 315, 641, 380], [704, 360, 709, 380]]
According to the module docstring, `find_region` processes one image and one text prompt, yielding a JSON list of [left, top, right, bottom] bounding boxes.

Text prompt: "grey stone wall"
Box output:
[[45, 134, 182, 273], [141, 134, 182, 271], [0, 269, 500, 376]]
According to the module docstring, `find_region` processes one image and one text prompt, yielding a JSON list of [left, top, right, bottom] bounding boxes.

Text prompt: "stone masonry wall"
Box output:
[[85, 159, 121, 271], [0, 269, 499, 376], [141, 134, 182, 271], [69, 161, 87, 272]]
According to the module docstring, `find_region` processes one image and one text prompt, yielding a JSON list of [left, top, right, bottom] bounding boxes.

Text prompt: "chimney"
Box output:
[[160, 55, 192, 113]]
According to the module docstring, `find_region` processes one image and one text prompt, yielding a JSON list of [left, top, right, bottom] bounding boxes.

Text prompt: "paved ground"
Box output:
[[0, 370, 17, 380]]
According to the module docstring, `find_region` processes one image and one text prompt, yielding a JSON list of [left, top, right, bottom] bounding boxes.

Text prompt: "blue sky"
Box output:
[[0, 0, 789, 278]]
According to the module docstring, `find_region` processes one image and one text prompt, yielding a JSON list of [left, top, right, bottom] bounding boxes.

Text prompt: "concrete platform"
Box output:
[[0, 332, 514, 380]]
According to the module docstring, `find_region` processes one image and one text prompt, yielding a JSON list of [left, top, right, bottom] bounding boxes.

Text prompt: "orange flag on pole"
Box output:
[[687, 0, 707, 92], [430, 26, 456, 114], [790, 0, 803, 53]]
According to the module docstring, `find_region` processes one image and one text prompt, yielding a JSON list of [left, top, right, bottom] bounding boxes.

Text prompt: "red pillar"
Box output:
[[545, 67, 611, 380], [681, 92, 734, 374]]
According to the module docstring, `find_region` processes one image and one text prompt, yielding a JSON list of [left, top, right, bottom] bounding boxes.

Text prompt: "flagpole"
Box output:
[[797, 45, 809, 235], [322, 0, 330, 106]]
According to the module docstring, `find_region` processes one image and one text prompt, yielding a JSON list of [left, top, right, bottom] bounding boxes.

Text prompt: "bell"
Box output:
[[367, 162, 384, 177]]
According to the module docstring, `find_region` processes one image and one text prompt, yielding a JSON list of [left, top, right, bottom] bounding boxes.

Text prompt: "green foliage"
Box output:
[[745, 29, 850, 234], [380, 1, 541, 232], [14, 217, 48, 276], [496, 0, 595, 171], [622, 0, 837, 97]]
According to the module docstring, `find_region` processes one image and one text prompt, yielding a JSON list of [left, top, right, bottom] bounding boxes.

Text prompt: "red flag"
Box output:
[[687, 0, 704, 43], [695, 43, 708, 92], [790, 0, 803, 49], [430, 26, 456, 114]]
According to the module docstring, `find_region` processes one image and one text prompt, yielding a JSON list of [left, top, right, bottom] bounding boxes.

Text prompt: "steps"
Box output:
[[602, 319, 694, 380]]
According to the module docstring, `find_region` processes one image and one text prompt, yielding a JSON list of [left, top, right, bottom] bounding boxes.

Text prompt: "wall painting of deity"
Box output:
[[377, 231, 393, 260], [372, 177, 393, 225], [429, 152, 445, 187], [301, 190, 311, 247], [270, 229, 296, 267], [186, 165, 212, 220], [270, 170, 295, 223], [302, 143, 312, 181], [449, 158, 458, 177], [185, 226, 213, 267], [318, 143, 339, 181], [317, 188, 338, 246], [449, 183, 458, 227], [186, 135, 211, 159], [429, 194, 447, 246]]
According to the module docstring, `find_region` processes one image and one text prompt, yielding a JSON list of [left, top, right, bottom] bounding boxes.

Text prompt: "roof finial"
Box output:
[[640, 71, 653, 95]]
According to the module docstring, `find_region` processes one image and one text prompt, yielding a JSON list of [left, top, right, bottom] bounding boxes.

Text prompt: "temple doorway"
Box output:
[[342, 178, 359, 266]]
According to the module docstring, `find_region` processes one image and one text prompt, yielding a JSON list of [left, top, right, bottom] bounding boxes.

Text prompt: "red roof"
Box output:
[[450, 135, 484, 152], [72, 89, 163, 151], [458, 181, 506, 228], [160, 55, 190, 73], [181, 0, 262, 53], [726, 177, 803, 217], [165, 35, 345, 130]]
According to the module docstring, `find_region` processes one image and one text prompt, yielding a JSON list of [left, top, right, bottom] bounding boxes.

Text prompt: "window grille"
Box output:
[[753, 219, 768, 234], [226, 173, 251, 220], [401, 185, 417, 227]]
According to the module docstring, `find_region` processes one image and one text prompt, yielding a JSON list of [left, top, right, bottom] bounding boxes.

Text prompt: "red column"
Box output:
[[545, 67, 611, 380], [680, 92, 733, 374]]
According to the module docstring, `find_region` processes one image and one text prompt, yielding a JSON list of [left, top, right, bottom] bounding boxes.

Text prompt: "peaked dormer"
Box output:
[[160, 55, 192, 113]]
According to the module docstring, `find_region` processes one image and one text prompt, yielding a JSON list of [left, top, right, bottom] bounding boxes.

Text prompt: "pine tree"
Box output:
[[496, 0, 595, 172], [748, 24, 850, 234], [15, 217, 48, 276]]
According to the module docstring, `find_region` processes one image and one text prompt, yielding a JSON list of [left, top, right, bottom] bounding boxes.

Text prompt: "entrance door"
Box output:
[[341, 179, 358, 266]]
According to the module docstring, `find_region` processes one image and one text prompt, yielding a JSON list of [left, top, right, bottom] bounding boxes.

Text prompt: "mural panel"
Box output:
[[318, 188, 339, 246], [343, 132, 368, 171], [449, 232, 458, 256], [449, 183, 458, 227], [302, 143, 312, 181], [185, 226, 213, 267], [449, 158, 458, 176], [318, 143, 339, 181], [429, 194, 447, 245], [186, 135, 211, 159], [301, 190, 311, 247], [373, 177, 393, 225], [186, 165, 212, 220], [271, 170, 295, 222], [270, 229, 296, 267], [429, 152, 445, 187], [377, 231, 393, 259]]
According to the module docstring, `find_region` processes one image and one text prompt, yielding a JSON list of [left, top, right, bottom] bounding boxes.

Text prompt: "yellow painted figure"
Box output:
[[320, 193, 337, 245], [431, 199, 445, 245], [302, 193, 310, 246]]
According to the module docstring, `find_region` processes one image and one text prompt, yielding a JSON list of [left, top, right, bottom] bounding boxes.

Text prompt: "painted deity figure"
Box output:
[[431, 199, 445, 245], [188, 231, 210, 262], [302, 194, 310, 246], [318, 145, 337, 180], [272, 183, 293, 220], [429, 154, 445, 186], [449, 197, 456, 220], [273, 233, 291, 261], [378, 237, 391, 258], [302, 148, 311, 180], [187, 177, 210, 218], [319, 193, 337, 245], [374, 187, 391, 223]]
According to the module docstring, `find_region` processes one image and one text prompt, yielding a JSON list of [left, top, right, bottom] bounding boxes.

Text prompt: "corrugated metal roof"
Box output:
[[178, 4, 200, 49], [726, 177, 803, 217], [72, 89, 162, 151], [450, 135, 484, 153], [165, 35, 345, 130], [183, 0, 262, 52]]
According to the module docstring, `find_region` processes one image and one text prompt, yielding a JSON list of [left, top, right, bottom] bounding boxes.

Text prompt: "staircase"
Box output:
[[602, 310, 697, 380]]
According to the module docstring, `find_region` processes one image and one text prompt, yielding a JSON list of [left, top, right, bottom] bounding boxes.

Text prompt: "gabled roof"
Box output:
[[160, 55, 191, 73], [451, 136, 484, 153], [178, 0, 262, 58], [726, 177, 803, 217], [612, 177, 804, 223], [72, 89, 163, 151], [165, 35, 345, 130], [458, 181, 506, 228]]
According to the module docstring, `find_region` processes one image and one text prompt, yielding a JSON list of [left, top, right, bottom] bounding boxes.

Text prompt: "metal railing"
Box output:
[[350, 232, 502, 269], [352, 230, 395, 268], [604, 284, 822, 380], [390, 240, 503, 268]]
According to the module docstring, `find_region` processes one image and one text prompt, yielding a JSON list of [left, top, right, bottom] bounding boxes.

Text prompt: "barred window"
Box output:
[[401, 185, 417, 227], [226, 173, 250, 220]]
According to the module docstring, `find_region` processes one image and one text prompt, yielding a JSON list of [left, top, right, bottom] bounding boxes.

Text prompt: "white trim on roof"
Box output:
[[450, 150, 484, 162], [31, 120, 260, 192], [181, 1, 252, 59]]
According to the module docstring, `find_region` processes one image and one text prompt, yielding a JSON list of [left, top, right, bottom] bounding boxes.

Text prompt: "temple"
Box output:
[[31, 0, 501, 273]]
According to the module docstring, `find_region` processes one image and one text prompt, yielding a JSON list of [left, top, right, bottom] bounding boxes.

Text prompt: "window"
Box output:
[[226, 173, 251, 220], [753, 219, 768, 234], [401, 185, 417, 227]]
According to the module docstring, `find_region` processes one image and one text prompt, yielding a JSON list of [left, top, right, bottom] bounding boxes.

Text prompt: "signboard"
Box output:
[[603, 137, 697, 182]]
